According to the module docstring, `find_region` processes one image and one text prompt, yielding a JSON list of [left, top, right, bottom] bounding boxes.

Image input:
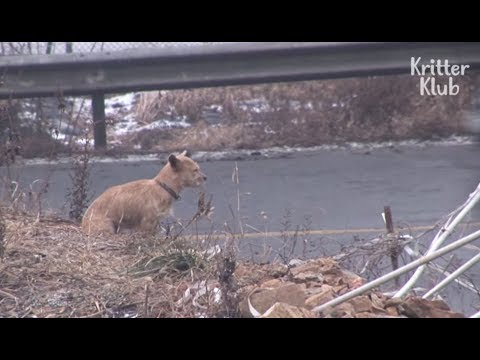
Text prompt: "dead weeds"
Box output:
[[0, 206, 229, 318]]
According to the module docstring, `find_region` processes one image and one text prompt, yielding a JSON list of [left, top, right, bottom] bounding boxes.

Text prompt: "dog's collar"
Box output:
[[158, 181, 181, 200]]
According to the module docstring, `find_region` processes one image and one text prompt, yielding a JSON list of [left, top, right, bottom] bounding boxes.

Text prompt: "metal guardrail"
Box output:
[[2, 42, 480, 148], [2, 42, 480, 99]]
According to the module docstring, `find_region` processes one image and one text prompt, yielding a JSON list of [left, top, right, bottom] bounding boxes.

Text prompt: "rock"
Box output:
[[305, 282, 326, 291], [293, 270, 324, 283], [322, 302, 355, 318], [239, 283, 307, 317], [323, 269, 364, 290], [322, 268, 347, 286], [237, 284, 256, 298], [429, 299, 451, 311], [340, 269, 365, 289], [356, 312, 403, 318], [235, 259, 468, 318], [305, 285, 335, 309], [288, 259, 305, 267], [347, 296, 372, 313], [275, 284, 307, 306], [400, 297, 465, 318], [260, 302, 317, 318], [385, 306, 399, 317], [290, 258, 339, 278], [234, 264, 259, 284], [384, 297, 403, 308], [333, 284, 350, 296], [369, 292, 388, 314], [234, 262, 287, 287], [261, 279, 289, 289], [355, 312, 379, 318], [369, 291, 386, 305]]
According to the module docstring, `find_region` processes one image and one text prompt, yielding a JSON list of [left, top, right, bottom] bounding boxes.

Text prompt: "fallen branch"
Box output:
[[394, 182, 480, 298], [404, 245, 479, 294], [423, 251, 480, 299], [313, 229, 480, 314]]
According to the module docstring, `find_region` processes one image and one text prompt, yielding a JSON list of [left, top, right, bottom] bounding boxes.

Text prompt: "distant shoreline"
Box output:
[[9, 134, 478, 167]]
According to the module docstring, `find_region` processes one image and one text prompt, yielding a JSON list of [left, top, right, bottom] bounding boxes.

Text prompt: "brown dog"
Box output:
[[81, 150, 207, 235]]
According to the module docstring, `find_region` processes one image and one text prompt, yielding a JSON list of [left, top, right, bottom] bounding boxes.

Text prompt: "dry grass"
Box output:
[[0, 99, 70, 161], [0, 204, 304, 318], [124, 74, 478, 153], [129, 121, 276, 153], [0, 205, 233, 318], [0, 194, 320, 318], [1, 204, 472, 318]]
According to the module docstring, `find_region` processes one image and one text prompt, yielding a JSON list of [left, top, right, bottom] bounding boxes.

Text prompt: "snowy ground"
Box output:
[[25, 92, 194, 147], [49, 93, 278, 147], [12, 90, 480, 166]]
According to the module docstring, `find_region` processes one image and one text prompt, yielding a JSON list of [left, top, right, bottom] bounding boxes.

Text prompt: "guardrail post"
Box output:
[[92, 92, 107, 150]]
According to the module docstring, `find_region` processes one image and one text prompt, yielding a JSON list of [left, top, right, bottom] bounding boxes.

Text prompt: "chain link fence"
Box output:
[[0, 42, 230, 56]]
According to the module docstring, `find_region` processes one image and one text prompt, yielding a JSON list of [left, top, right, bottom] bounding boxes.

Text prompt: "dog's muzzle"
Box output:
[[196, 174, 207, 187]]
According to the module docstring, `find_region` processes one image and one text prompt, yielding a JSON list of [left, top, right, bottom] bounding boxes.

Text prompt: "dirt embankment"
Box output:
[[0, 208, 465, 318]]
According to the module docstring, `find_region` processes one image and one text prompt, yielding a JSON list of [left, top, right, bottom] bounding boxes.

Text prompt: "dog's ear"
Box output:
[[168, 154, 178, 170], [181, 150, 191, 158]]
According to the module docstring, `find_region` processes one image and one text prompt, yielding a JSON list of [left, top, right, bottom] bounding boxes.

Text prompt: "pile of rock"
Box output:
[[234, 258, 465, 318]]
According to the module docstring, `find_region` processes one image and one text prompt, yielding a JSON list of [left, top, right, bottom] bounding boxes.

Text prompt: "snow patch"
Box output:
[[105, 93, 136, 113]]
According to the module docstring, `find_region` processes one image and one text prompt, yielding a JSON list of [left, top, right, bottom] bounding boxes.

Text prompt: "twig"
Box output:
[[80, 309, 106, 318], [232, 162, 244, 236], [394, 182, 480, 298], [144, 282, 150, 317], [404, 245, 478, 294], [313, 228, 480, 314], [0, 288, 17, 300], [423, 251, 480, 299], [170, 192, 213, 241], [21, 307, 32, 318]]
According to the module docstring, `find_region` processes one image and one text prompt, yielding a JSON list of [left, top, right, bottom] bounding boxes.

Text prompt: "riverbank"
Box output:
[[0, 208, 466, 318], [2, 72, 478, 162], [4, 134, 477, 167]]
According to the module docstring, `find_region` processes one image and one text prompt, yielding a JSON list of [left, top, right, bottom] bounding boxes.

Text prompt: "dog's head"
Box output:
[[168, 150, 207, 187]]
